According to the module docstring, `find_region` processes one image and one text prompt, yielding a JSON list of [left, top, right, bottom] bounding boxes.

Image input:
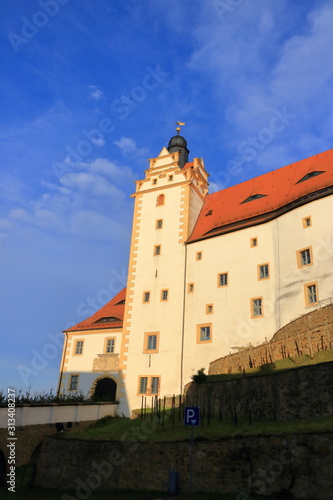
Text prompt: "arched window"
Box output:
[[157, 194, 165, 206]]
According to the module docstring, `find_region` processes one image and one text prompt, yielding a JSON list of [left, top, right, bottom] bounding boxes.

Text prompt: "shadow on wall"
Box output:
[[30, 441, 44, 485], [0, 449, 6, 488]]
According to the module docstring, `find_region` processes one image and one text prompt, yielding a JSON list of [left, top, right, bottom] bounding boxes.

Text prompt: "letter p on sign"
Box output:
[[184, 406, 200, 426]]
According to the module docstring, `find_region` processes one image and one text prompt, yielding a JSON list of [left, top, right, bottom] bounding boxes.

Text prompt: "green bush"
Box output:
[[191, 367, 208, 384]]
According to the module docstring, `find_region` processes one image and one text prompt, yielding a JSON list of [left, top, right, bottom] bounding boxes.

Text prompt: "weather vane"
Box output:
[[174, 121, 186, 135]]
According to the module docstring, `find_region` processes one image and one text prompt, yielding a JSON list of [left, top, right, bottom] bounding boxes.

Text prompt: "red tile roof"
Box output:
[[187, 149, 333, 243], [65, 288, 126, 332]]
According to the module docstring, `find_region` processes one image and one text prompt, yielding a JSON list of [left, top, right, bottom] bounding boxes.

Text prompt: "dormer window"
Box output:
[[241, 194, 267, 204], [115, 299, 125, 305], [296, 171, 325, 184], [95, 316, 120, 324]]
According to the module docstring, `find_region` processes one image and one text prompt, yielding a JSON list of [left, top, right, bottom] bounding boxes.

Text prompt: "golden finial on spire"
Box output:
[[175, 121, 186, 135]]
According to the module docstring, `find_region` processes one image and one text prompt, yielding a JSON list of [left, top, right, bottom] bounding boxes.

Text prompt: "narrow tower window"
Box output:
[[304, 282, 318, 306], [302, 216, 312, 228], [217, 273, 228, 287], [251, 297, 263, 317], [297, 247, 313, 268], [258, 264, 269, 280], [156, 194, 165, 206]]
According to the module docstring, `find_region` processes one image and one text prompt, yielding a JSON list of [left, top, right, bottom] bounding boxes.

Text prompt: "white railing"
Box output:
[[318, 297, 333, 308]]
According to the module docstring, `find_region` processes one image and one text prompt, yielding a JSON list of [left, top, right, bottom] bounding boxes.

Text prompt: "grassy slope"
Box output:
[[208, 350, 333, 382], [65, 414, 333, 442]]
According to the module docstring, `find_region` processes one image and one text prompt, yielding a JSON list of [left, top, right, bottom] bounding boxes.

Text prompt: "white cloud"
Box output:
[[88, 85, 105, 101], [60, 171, 126, 198], [208, 181, 224, 193], [91, 136, 106, 147], [114, 136, 149, 158], [64, 158, 135, 184], [0, 173, 27, 206], [188, 1, 333, 163], [5, 158, 134, 243]]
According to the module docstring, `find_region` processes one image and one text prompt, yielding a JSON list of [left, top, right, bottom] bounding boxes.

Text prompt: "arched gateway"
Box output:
[[91, 376, 117, 402]]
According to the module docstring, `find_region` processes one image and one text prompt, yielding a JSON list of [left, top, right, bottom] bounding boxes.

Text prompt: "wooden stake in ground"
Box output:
[[307, 330, 314, 359]]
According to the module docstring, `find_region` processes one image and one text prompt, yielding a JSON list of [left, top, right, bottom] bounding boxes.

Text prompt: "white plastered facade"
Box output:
[[58, 145, 333, 417]]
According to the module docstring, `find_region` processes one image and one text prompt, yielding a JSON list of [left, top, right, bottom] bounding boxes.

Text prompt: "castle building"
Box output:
[[57, 133, 333, 417]]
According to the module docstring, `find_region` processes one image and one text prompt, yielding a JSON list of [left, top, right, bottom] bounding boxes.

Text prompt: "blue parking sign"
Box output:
[[184, 406, 200, 426]]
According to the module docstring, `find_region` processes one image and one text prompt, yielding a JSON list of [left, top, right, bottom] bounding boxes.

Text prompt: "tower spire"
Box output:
[[168, 123, 189, 168]]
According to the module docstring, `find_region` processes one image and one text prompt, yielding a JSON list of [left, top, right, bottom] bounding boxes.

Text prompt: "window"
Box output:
[[197, 323, 212, 343], [115, 299, 125, 305], [161, 289, 168, 301], [297, 247, 313, 268], [147, 335, 157, 350], [143, 291, 150, 303], [168, 175, 173, 181], [152, 178, 157, 185], [206, 304, 213, 314], [188, 283, 194, 293], [104, 338, 115, 353], [151, 377, 159, 394], [95, 316, 120, 323], [69, 375, 78, 391], [156, 194, 164, 206], [250, 237, 258, 247], [304, 282, 318, 306], [139, 377, 147, 394], [241, 194, 267, 204], [138, 376, 160, 395], [154, 245, 161, 256], [258, 263, 269, 280], [156, 219, 163, 229], [143, 332, 159, 353], [143, 331, 160, 353], [217, 273, 228, 287], [196, 252, 202, 261], [302, 216, 312, 228], [74, 340, 84, 355], [296, 171, 325, 184], [251, 297, 263, 318]]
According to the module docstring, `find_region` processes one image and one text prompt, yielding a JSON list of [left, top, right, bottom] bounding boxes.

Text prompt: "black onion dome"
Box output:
[[167, 134, 189, 168], [168, 135, 188, 149]]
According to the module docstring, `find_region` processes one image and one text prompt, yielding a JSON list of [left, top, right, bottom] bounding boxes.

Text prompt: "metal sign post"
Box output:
[[184, 406, 200, 494]]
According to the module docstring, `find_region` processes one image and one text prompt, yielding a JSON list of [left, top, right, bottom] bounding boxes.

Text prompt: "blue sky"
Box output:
[[1, 0, 333, 395]]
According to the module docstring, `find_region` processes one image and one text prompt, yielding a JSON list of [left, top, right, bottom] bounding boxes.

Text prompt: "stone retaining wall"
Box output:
[[35, 431, 333, 498], [209, 304, 333, 375], [0, 420, 95, 467], [187, 361, 333, 421]]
